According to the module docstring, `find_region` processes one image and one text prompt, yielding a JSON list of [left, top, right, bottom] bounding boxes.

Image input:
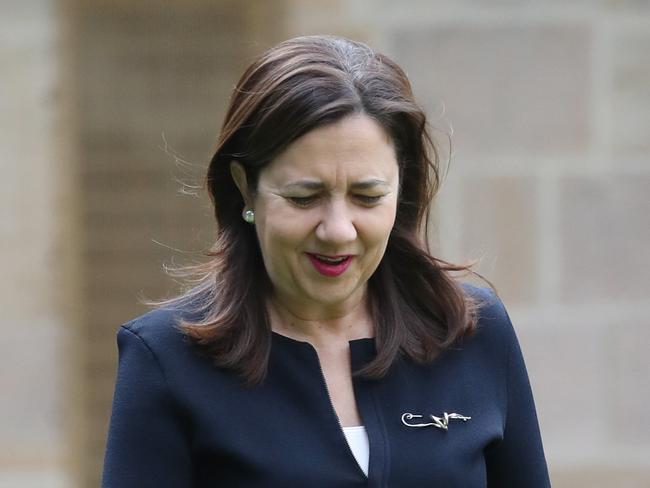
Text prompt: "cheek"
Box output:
[[370, 202, 398, 234], [255, 213, 310, 263], [359, 206, 397, 252]]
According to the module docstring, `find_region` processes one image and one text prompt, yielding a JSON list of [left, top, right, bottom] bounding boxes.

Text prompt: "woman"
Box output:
[[102, 35, 550, 487]]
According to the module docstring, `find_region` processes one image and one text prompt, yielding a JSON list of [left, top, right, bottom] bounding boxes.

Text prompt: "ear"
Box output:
[[230, 161, 253, 207]]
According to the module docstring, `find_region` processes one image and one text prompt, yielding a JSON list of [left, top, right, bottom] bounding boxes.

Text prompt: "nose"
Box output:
[[315, 199, 357, 245]]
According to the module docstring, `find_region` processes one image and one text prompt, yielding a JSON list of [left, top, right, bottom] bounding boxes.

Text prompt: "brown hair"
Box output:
[[154, 35, 481, 385]]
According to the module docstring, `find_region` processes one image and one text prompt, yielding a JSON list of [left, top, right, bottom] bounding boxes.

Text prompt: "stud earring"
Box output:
[[242, 208, 255, 224]]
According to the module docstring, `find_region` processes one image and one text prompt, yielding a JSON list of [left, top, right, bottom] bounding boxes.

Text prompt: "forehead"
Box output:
[[260, 114, 398, 185]]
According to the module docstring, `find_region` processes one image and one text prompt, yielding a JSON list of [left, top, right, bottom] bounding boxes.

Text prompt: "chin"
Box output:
[[306, 282, 363, 305]]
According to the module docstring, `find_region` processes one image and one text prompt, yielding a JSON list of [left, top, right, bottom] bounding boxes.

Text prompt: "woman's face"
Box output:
[[235, 114, 400, 318]]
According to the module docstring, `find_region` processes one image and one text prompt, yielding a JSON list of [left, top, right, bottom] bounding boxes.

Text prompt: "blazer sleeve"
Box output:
[[102, 325, 193, 488], [484, 300, 551, 487]]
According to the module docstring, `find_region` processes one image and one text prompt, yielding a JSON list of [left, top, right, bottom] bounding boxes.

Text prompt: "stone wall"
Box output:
[[0, 1, 73, 486]]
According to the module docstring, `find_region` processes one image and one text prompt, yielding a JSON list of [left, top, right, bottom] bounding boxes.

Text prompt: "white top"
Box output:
[[342, 425, 370, 476]]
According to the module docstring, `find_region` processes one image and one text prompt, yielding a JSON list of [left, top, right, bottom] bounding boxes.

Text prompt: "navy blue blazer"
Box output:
[[102, 285, 550, 487]]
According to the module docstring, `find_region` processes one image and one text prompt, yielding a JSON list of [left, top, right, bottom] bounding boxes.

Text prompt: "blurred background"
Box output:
[[2, 0, 649, 486]]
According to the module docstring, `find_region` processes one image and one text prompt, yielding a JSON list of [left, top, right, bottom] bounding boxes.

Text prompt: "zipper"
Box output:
[[311, 347, 370, 480]]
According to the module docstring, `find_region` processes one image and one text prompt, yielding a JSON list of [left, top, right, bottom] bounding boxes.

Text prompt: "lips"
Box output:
[[312, 254, 348, 263], [306, 253, 353, 277]]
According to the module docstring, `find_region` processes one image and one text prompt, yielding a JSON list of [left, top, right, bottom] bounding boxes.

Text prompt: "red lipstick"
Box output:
[[306, 253, 353, 277]]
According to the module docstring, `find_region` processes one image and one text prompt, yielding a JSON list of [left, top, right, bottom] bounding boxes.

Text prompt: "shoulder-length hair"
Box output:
[[154, 35, 481, 385]]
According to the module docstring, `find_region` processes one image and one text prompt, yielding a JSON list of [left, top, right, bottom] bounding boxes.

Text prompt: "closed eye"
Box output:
[[288, 195, 318, 207], [356, 195, 382, 204]]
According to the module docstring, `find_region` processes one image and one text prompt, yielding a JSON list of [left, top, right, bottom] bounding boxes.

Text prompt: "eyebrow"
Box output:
[[283, 178, 390, 191]]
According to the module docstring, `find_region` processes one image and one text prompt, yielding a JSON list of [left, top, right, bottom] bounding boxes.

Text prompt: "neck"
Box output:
[[267, 292, 374, 347]]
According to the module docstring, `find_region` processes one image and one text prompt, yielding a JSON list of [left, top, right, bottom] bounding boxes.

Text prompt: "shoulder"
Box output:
[[457, 282, 518, 357], [118, 305, 196, 358], [114, 303, 219, 389]]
